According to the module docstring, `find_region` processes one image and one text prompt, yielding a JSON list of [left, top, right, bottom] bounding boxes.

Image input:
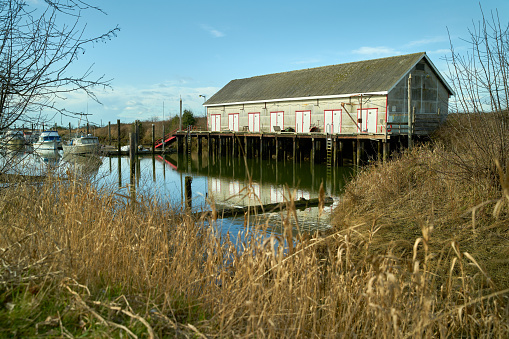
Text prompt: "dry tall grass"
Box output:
[[1, 165, 508, 337]]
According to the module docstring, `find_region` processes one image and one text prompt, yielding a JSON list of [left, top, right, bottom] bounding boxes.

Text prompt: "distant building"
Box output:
[[204, 52, 453, 136]]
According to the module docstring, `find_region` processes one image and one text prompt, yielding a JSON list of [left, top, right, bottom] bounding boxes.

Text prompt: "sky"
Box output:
[[36, 0, 509, 127]]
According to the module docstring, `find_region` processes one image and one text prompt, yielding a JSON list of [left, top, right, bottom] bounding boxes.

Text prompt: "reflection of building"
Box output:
[[208, 177, 313, 207], [208, 176, 338, 232]]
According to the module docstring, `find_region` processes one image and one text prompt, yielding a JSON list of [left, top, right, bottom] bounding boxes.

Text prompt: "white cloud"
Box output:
[[292, 58, 321, 65], [201, 24, 225, 38], [352, 46, 399, 56], [406, 36, 447, 47], [54, 82, 220, 125], [427, 48, 450, 55]]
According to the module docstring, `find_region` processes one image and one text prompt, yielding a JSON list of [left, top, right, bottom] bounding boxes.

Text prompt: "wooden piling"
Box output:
[[163, 124, 166, 153], [185, 176, 192, 210], [129, 133, 135, 187], [383, 140, 389, 163], [135, 120, 139, 155], [311, 138, 315, 164], [259, 135, 263, 160], [219, 135, 222, 158], [356, 139, 361, 168], [108, 122, 111, 145], [292, 137, 296, 165], [198, 136, 202, 156], [339, 140, 344, 166], [352, 140, 356, 166], [117, 119, 121, 153], [333, 137, 337, 167], [275, 137, 279, 161], [151, 124, 155, 154]]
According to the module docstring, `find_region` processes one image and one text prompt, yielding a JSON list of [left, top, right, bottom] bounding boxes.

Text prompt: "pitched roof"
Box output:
[[205, 52, 453, 106]]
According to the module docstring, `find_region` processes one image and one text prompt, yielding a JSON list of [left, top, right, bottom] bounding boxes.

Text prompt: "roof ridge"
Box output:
[[233, 52, 426, 81]]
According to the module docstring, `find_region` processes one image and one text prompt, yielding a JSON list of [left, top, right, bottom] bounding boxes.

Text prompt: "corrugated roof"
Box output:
[[205, 52, 451, 106]]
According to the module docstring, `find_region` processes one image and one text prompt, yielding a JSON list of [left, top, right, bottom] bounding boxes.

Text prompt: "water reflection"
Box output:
[[0, 149, 354, 236], [160, 152, 353, 234]]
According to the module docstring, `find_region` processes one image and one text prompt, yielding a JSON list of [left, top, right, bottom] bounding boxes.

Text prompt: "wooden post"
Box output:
[[198, 136, 202, 156], [339, 140, 343, 166], [179, 97, 182, 131], [152, 153, 156, 182], [259, 135, 263, 160], [232, 135, 236, 158], [356, 139, 361, 167], [333, 137, 337, 167], [275, 137, 279, 161], [87, 123, 89, 135], [68, 122, 72, 140], [408, 74, 413, 149], [378, 140, 382, 162], [151, 124, 155, 154], [208, 134, 211, 158], [117, 156, 122, 188], [129, 133, 135, 187], [162, 124, 166, 153], [311, 138, 315, 164], [383, 140, 388, 163], [135, 120, 139, 155], [352, 140, 356, 166], [183, 131, 187, 155], [108, 121, 111, 145], [244, 135, 247, 158], [185, 176, 192, 210], [117, 119, 121, 154], [219, 135, 222, 158], [292, 137, 296, 165]]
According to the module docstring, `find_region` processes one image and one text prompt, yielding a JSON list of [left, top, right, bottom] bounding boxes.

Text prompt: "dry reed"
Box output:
[[0, 165, 507, 337]]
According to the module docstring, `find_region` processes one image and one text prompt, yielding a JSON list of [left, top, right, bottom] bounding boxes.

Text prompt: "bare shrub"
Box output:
[[443, 6, 509, 185]]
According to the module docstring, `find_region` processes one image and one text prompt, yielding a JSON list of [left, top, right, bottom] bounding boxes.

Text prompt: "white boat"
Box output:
[[33, 131, 62, 151], [3, 130, 25, 150], [63, 134, 100, 155]]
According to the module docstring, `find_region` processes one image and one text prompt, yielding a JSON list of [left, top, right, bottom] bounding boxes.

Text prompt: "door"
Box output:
[[295, 110, 311, 133], [248, 112, 260, 132], [228, 113, 239, 131], [210, 114, 221, 132], [357, 108, 378, 133], [324, 110, 341, 134], [365, 109, 378, 133], [270, 111, 284, 132]]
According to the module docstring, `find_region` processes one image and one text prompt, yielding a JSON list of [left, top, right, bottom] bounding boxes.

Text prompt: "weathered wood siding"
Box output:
[[207, 95, 388, 135], [387, 61, 449, 135]]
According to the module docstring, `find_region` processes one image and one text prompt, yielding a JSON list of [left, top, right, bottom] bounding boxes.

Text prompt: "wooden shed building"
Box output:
[[204, 52, 453, 137]]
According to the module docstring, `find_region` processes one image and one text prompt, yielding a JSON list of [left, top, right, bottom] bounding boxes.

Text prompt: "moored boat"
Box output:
[[63, 134, 100, 155], [3, 130, 25, 150], [33, 131, 62, 151]]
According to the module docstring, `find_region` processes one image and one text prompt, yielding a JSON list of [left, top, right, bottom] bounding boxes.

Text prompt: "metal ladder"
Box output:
[[326, 135, 333, 183], [326, 135, 333, 167]]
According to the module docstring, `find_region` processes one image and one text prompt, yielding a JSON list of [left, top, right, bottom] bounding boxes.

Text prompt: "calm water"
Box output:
[[1, 148, 354, 237]]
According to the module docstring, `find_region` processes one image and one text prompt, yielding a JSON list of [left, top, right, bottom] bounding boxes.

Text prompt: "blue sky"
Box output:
[[47, 0, 509, 126]]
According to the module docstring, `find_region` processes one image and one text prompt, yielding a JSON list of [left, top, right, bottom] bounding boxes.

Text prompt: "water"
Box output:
[[1, 148, 354, 237]]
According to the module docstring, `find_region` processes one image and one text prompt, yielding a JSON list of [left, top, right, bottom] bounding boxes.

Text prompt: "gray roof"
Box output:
[[205, 52, 453, 106]]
